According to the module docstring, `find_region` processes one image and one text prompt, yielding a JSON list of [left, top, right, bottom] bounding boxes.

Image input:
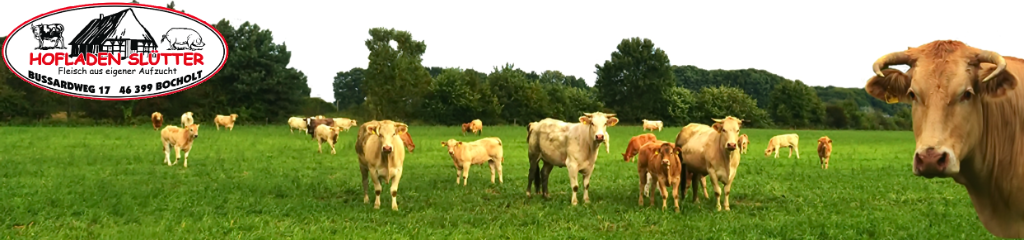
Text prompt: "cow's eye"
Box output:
[[961, 89, 974, 102], [907, 91, 917, 101]]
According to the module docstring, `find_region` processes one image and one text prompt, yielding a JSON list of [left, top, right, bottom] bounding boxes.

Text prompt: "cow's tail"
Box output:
[[526, 123, 533, 141]]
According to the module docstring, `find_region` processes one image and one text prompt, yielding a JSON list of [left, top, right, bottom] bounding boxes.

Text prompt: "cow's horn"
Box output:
[[977, 50, 1007, 82], [873, 51, 912, 78], [605, 113, 616, 117]]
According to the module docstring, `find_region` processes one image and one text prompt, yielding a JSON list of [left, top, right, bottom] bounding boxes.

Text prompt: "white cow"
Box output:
[[642, 119, 664, 132], [765, 133, 800, 159], [526, 112, 619, 206]]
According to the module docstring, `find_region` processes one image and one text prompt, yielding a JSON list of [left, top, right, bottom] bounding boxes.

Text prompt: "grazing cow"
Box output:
[[160, 124, 200, 168], [637, 140, 684, 212], [642, 119, 664, 132], [354, 120, 409, 210], [461, 122, 473, 135], [332, 118, 358, 131], [678, 117, 745, 211], [400, 131, 416, 152], [623, 133, 658, 162], [441, 137, 504, 186], [817, 136, 832, 169], [864, 40, 1024, 237], [314, 124, 343, 154], [738, 134, 749, 154], [151, 112, 163, 131], [674, 123, 711, 201], [214, 114, 238, 131], [765, 134, 800, 159], [180, 112, 194, 126], [526, 112, 619, 205], [288, 117, 307, 134], [305, 117, 335, 139]]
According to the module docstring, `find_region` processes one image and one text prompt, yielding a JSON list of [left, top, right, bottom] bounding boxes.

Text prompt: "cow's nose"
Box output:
[[595, 134, 605, 141], [726, 143, 737, 150], [382, 145, 393, 152], [448, 150, 454, 155], [914, 147, 949, 177]]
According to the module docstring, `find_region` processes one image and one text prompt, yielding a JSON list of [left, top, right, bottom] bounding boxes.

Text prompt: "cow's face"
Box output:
[[441, 139, 461, 155], [654, 143, 680, 167], [865, 41, 1018, 179], [230, 114, 238, 121], [711, 116, 743, 151], [818, 137, 832, 146], [579, 112, 618, 143], [368, 121, 408, 153], [187, 124, 200, 138]]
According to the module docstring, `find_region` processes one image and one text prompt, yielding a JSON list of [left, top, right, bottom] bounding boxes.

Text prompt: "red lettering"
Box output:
[[147, 53, 159, 66], [29, 53, 41, 65], [41, 53, 54, 65], [183, 52, 193, 66], [128, 53, 139, 65], [108, 53, 121, 65], [86, 53, 98, 66], [54, 52, 65, 65], [193, 52, 204, 65], [97, 52, 107, 66], [63, 53, 73, 65], [162, 54, 169, 65], [73, 54, 86, 66], [165, 53, 182, 65]]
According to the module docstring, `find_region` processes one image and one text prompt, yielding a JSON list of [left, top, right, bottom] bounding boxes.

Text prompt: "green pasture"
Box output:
[[0, 125, 993, 239]]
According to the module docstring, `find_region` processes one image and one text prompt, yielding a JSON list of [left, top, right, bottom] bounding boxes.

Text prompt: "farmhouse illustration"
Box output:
[[69, 8, 158, 60], [30, 23, 67, 50], [161, 28, 205, 51]]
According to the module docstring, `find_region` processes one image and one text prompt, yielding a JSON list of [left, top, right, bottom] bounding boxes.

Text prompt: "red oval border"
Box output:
[[1, 2, 229, 101]]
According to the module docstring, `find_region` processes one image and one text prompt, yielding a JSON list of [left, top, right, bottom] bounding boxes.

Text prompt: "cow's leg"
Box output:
[[567, 161, 581, 206], [724, 173, 736, 211], [774, 147, 780, 158], [709, 172, 723, 211], [581, 166, 594, 204], [455, 164, 463, 185], [360, 164, 370, 203], [173, 146, 181, 165], [317, 140, 323, 153], [182, 147, 190, 168], [701, 176, 709, 199], [787, 146, 793, 158], [329, 140, 336, 155], [638, 168, 648, 206], [390, 170, 402, 211], [825, 157, 830, 169], [658, 176, 669, 210], [691, 173, 701, 203], [496, 158, 504, 184], [670, 174, 680, 212], [488, 160, 497, 184], [369, 169, 382, 209], [540, 163, 554, 199], [461, 162, 471, 186], [645, 172, 652, 197], [526, 151, 540, 197], [795, 145, 800, 159], [163, 142, 172, 165]]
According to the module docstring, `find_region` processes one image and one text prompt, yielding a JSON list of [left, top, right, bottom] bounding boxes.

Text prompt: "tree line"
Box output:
[[0, 3, 910, 130]]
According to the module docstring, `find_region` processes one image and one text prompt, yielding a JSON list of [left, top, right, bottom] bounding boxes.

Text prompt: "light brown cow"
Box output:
[[460, 119, 483, 136], [305, 117, 335, 139], [160, 124, 200, 168], [764, 133, 800, 159], [314, 124, 343, 154], [441, 137, 504, 186], [623, 133, 657, 162], [678, 117, 745, 211], [674, 123, 711, 201], [400, 131, 415, 152], [636, 140, 684, 212], [214, 114, 238, 131], [288, 117, 307, 134], [151, 112, 163, 131], [642, 119, 664, 132], [332, 118, 358, 131], [817, 136, 832, 169], [526, 112, 619, 205], [738, 134, 749, 154], [180, 112, 194, 126], [354, 120, 409, 210], [864, 40, 1024, 237]]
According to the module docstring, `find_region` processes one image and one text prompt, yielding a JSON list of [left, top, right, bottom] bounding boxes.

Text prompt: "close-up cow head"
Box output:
[[229, 114, 238, 121], [864, 40, 1019, 179], [578, 112, 618, 143], [441, 139, 461, 155], [367, 121, 409, 153], [186, 124, 200, 139], [653, 142, 682, 167], [711, 116, 743, 151]]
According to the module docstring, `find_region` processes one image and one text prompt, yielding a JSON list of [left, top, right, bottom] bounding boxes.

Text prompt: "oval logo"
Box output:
[[2, 3, 228, 100]]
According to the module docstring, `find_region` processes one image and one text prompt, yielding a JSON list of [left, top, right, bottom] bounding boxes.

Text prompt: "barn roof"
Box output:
[[69, 8, 156, 45]]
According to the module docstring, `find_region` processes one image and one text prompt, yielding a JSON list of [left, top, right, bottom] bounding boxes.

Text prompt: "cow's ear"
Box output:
[[711, 122, 723, 132], [440, 141, 447, 147], [456, 142, 462, 146], [395, 123, 409, 134], [828, 139, 833, 144], [865, 68, 912, 104], [579, 116, 590, 124], [606, 117, 619, 126], [979, 64, 1019, 100]]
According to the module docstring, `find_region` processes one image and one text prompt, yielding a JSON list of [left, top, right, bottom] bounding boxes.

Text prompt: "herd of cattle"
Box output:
[[130, 39, 1024, 237]]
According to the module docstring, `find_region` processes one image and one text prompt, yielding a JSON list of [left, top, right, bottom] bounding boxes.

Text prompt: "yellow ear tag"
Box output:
[[654, 151, 659, 155], [884, 93, 899, 104], [372, 130, 378, 135], [457, 142, 462, 146]]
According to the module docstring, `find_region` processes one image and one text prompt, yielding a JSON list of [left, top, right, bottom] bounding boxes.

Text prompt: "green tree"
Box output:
[[420, 68, 500, 125], [691, 86, 771, 127], [594, 37, 676, 124], [332, 67, 365, 111], [768, 79, 826, 128], [824, 104, 848, 129], [364, 28, 431, 120], [488, 63, 550, 125]]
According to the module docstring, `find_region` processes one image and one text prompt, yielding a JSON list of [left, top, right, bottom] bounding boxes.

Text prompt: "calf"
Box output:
[[305, 117, 335, 139], [678, 117, 745, 211], [314, 124, 343, 154], [623, 133, 657, 162], [441, 137, 504, 186], [400, 131, 416, 152], [214, 114, 238, 131], [470, 119, 483, 135], [288, 117, 307, 134], [642, 119, 664, 132], [354, 120, 409, 210], [151, 112, 163, 131], [765, 133, 800, 159], [637, 141, 684, 212], [180, 112, 194, 126], [526, 112, 619, 205], [738, 134, 749, 154], [160, 124, 200, 168], [817, 136, 832, 169]]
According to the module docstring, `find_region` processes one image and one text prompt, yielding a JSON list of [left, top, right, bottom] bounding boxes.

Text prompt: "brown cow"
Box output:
[[354, 120, 409, 210], [305, 117, 335, 139], [636, 140, 684, 212], [678, 117, 744, 211], [400, 131, 416, 152], [461, 122, 472, 135], [738, 134, 749, 154], [622, 133, 658, 162], [864, 40, 1024, 237], [817, 136, 832, 169], [151, 112, 163, 131]]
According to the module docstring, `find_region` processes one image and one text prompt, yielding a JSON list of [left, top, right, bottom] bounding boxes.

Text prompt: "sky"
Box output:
[[4, 0, 1022, 103]]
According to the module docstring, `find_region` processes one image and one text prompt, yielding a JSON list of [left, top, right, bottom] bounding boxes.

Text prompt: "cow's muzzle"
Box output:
[[382, 145, 393, 153], [725, 142, 737, 150], [914, 147, 950, 178], [595, 133, 605, 142]]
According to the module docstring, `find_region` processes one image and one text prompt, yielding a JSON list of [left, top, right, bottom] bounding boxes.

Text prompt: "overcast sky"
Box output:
[[4, 0, 1022, 102]]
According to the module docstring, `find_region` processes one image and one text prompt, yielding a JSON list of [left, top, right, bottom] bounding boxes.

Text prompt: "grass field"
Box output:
[[0, 124, 996, 239]]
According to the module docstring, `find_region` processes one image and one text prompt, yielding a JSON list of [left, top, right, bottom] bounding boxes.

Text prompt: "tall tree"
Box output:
[[594, 37, 676, 124], [332, 67, 365, 111], [420, 68, 500, 125], [363, 28, 431, 120], [488, 63, 550, 124], [691, 86, 771, 127], [768, 79, 826, 128]]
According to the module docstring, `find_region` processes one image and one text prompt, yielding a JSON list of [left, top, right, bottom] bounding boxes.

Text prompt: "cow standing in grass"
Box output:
[[160, 124, 200, 168], [214, 114, 238, 131], [441, 137, 504, 186], [354, 120, 409, 210], [526, 112, 618, 205], [180, 112, 194, 126], [765, 133, 800, 159], [817, 136, 832, 169], [678, 117, 744, 211], [288, 117, 307, 134], [637, 140, 684, 212], [314, 125, 343, 154], [151, 112, 163, 131]]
